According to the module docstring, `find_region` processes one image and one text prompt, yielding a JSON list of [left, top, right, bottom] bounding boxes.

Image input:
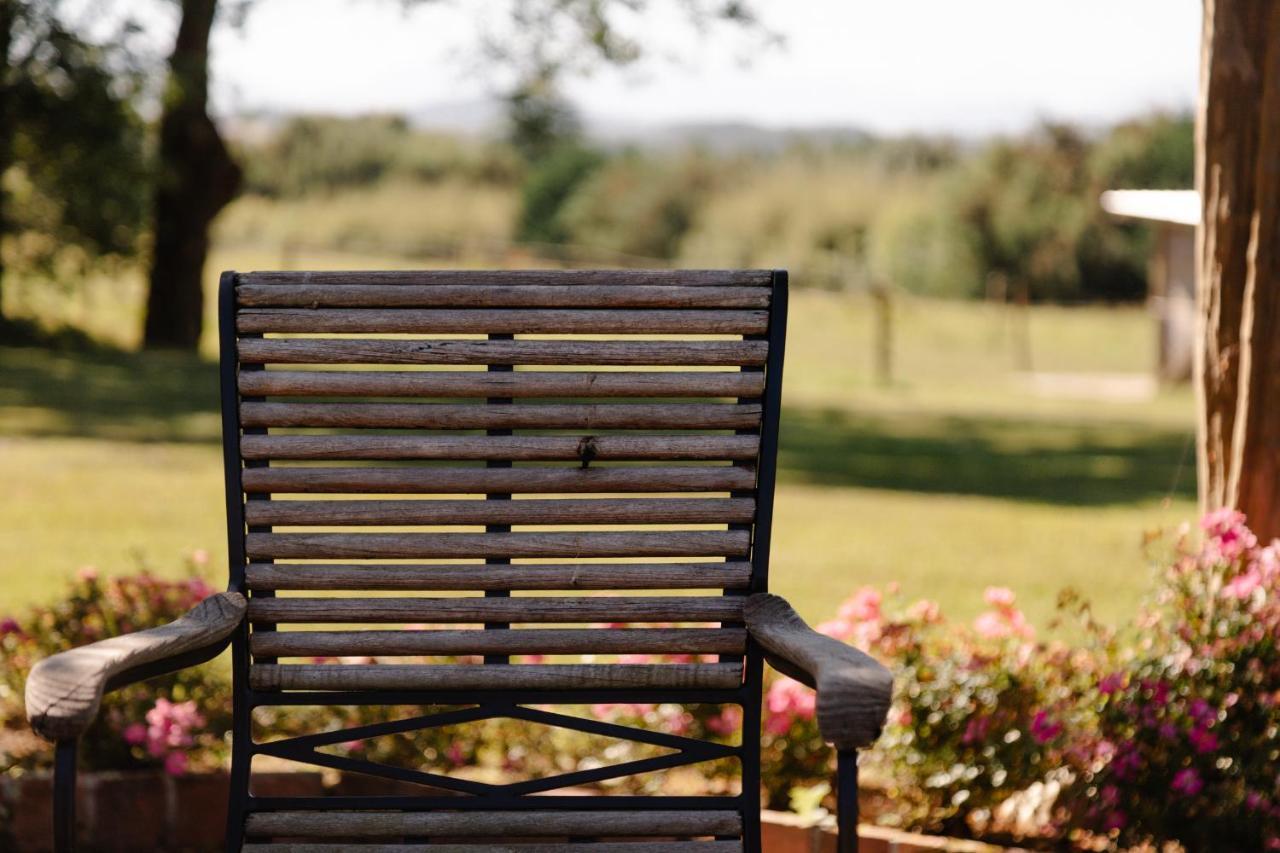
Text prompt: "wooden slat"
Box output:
[[241, 465, 756, 495], [244, 809, 742, 837], [244, 497, 755, 526], [244, 561, 754, 591], [241, 434, 761, 461], [240, 402, 761, 430], [245, 530, 751, 559], [238, 370, 764, 399], [251, 627, 747, 657], [247, 595, 746, 624], [236, 308, 768, 335], [237, 269, 772, 286], [237, 338, 768, 366], [244, 844, 741, 852], [249, 662, 744, 691], [237, 283, 769, 308]]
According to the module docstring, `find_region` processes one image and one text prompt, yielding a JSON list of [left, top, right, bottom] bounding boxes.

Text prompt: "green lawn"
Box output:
[[0, 250, 1198, 631]]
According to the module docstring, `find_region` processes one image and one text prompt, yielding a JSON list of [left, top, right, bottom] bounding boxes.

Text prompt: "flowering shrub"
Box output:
[[0, 560, 231, 776], [6, 511, 1280, 852], [1067, 509, 1280, 851]]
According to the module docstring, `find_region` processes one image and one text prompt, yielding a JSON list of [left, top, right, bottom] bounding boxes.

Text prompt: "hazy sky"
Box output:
[[190, 0, 1201, 134]]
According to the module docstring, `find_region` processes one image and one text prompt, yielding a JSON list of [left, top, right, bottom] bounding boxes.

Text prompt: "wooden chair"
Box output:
[[26, 269, 892, 852]]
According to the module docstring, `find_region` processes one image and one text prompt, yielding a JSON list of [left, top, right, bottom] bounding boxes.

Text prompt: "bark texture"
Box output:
[[143, 0, 240, 349], [1197, 0, 1280, 539]]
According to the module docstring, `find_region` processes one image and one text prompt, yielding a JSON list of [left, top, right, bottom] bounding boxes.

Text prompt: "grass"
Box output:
[[0, 245, 1198, 632]]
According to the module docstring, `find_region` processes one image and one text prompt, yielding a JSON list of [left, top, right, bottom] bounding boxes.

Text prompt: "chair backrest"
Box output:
[[218, 269, 788, 849]]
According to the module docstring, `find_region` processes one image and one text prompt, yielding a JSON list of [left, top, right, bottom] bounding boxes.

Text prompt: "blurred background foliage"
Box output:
[[216, 108, 1193, 303]]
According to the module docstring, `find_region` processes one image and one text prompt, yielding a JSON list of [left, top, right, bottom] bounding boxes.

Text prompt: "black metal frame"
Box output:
[[54, 269, 861, 851]]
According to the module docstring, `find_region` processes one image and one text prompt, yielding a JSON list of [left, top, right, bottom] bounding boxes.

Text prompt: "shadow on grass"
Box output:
[[778, 405, 1196, 506], [0, 344, 221, 442]]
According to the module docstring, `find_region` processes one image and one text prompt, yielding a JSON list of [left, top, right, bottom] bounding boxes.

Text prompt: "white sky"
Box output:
[[187, 0, 1202, 135]]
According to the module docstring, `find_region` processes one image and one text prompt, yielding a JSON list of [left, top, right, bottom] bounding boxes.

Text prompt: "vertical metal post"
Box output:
[[218, 271, 251, 852], [836, 749, 859, 853], [53, 739, 77, 853]]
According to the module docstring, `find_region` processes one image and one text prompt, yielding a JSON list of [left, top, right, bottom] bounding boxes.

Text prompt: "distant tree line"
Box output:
[[234, 108, 1191, 304]]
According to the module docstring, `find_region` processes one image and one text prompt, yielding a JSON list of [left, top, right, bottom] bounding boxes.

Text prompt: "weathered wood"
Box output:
[[745, 594, 893, 751], [237, 269, 772, 287], [25, 593, 246, 741], [240, 402, 761, 430], [237, 283, 769, 308], [243, 844, 741, 853], [250, 662, 744, 691], [238, 369, 764, 399], [247, 595, 746, 624], [245, 530, 752, 559], [241, 434, 760, 462], [244, 497, 756, 526], [244, 561, 753, 591], [237, 338, 769, 366], [241, 465, 756, 495], [251, 627, 747, 658], [244, 809, 742, 837], [236, 308, 768, 335]]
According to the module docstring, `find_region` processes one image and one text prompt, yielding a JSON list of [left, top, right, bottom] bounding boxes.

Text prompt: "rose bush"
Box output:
[[1065, 509, 1280, 852], [0, 559, 231, 776], [6, 511, 1279, 852]]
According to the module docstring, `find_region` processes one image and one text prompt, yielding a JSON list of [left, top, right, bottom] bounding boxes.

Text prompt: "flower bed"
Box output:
[[4, 510, 1279, 850]]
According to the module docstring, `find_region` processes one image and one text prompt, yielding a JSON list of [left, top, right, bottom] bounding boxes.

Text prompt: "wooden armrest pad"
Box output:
[[25, 592, 246, 742], [745, 593, 893, 750]]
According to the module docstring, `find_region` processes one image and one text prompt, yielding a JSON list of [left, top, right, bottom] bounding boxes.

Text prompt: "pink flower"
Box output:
[[983, 586, 1016, 610], [190, 549, 209, 567], [816, 619, 854, 641], [446, 742, 465, 767], [163, 751, 188, 776], [1201, 508, 1257, 563], [0, 617, 20, 636], [1171, 767, 1204, 797], [1098, 672, 1125, 695], [961, 715, 991, 745], [123, 723, 148, 746], [1188, 699, 1216, 725], [1188, 727, 1219, 754], [1030, 710, 1062, 744], [906, 599, 942, 624], [706, 706, 742, 736], [838, 587, 882, 624], [765, 677, 816, 734], [973, 611, 1010, 639], [77, 566, 98, 582], [1222, 569, 1263, 600]]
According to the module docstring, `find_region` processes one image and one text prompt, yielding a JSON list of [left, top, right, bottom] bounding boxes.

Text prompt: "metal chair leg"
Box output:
[[836, 749, 859, 853], [53, 739, 78, 853]]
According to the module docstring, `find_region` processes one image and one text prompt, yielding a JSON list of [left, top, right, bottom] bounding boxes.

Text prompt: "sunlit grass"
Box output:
[[0, 245, 1197, 636]]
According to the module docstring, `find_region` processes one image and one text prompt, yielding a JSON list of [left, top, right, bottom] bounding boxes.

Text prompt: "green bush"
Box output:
[[515, 144, 604, 245]]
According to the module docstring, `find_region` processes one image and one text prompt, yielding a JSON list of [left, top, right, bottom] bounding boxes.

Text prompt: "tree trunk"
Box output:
[[1196, 0, 1280, 539], [142, 0, 240, 350]]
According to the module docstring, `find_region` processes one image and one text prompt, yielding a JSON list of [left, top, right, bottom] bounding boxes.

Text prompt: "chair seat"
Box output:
[[249, 662, 744, 692], [244, 844, 740, 852], [242, 808, 744, 850]]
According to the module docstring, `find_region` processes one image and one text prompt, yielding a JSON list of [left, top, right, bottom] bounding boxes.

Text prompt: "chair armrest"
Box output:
[[25, 592, 246, 742], [745, 593, 893, 750]]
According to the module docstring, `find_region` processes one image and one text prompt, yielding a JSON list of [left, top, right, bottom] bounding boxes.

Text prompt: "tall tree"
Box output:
[[142, 0, 241, 349], [0, 0, 148, 322], [1196, 0, 1280, 538]]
